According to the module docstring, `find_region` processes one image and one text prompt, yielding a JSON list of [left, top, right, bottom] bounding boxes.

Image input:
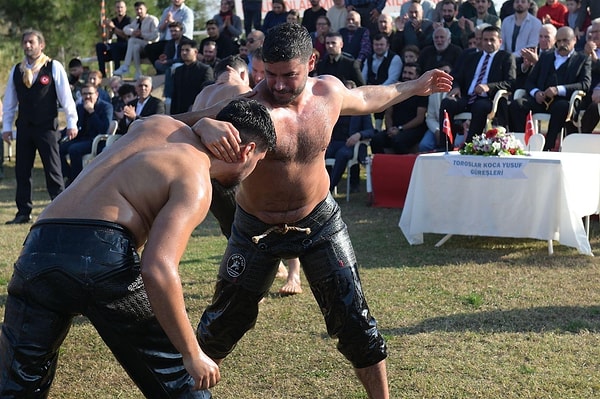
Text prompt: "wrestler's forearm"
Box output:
[[172, 98, 233, 127]]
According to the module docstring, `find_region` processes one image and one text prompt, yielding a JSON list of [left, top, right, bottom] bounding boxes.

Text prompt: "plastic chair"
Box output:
[[560, 133, 600, 237], [453, 89, 509, 130], [82, 120, 119, 167], [513, 89, 586, 148], [325, 139, 370, 202]]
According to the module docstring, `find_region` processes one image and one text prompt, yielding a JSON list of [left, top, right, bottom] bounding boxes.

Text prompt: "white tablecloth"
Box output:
[[398, 151, 600, 255]]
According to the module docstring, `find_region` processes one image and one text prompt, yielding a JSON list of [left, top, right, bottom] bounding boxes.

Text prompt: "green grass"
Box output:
[[1, 156, 600, 398]]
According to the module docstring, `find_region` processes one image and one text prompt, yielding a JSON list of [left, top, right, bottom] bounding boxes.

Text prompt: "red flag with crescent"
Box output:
[[442, 109, 453, 145], [525, 110, 535, 145]]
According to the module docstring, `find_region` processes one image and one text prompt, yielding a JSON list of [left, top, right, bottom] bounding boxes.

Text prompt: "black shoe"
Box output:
[[6, 215, 32, 224]]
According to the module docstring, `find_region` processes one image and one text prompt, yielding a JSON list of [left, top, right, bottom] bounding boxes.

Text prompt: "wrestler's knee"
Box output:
[[311, 267, 387, 368], [197, 278, 263, 360]]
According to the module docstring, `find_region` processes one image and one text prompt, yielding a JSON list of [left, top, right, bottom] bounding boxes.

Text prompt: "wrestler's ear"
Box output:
[[238, 142, 257, 162]]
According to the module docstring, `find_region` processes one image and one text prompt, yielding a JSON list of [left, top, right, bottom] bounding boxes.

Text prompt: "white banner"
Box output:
[[444, 154, 530, 179]]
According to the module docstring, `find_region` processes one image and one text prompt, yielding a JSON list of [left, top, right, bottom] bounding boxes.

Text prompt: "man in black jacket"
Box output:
[[316, 32, 364, 85], [440, 25, 516, 144], [171, 40, 214, 114], [509, 26, 591, 150]]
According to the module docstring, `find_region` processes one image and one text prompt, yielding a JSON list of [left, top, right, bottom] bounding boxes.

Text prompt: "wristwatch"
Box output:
[[397, 125, 403, 131]]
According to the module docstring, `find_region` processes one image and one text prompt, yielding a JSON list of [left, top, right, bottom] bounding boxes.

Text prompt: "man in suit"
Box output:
[[316, 32, 365, 85], [440, 25, 516, 144], [171, 40, 214, 115], [60, 83, 113, 184], [120, 75, 165, 133], [575, 17, 600, 132], [510, 26, 591, 150], [153, 21, 185, 75], [419, 26, 463, 72]]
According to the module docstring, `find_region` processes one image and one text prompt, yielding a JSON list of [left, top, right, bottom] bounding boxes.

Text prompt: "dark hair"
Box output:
[[263, 23, 313, 63], [206, 19, 218, 27], [181, 39, 199, 50], [168, 21, 184, 30], [118, 83, 136, 98], [401, 44, 420, 57], [326, 31, 343, 40], [372, 32, 390, 43], [68, 58, 83, 68], [133, 1, 146, 7], [216, 99, 276, 152], [482, 25, 501, 36], [214, 55, 248, 77], [403, 62, 421, 76]]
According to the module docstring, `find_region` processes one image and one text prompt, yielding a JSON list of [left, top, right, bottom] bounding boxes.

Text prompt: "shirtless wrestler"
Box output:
[[191, 54, 303, 295], [0, 100, 275, 398], [175, 23, 452, 399]]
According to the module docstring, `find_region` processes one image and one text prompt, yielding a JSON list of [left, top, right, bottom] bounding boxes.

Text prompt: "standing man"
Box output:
[[501, 0, 543, 57], [509, 26, 590, 150], [171, 40, 214, 114], [2, 29, 77, 225], [537, 0, 568, 29], [440, 25, 516, 144], [327, 0, 348, 33], [95, 0, 132, 78], [316, 32, 365, 85], [242, 0, 263, 36], [302, 0, 328, 33], [60, 83, 113, 185], [345, 0, 386, 37], [0, 100, 276, 398], [175, 23, 452, 399]]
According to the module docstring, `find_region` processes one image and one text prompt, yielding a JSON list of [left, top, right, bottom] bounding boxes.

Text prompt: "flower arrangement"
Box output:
[[459, 127, 526, 156]]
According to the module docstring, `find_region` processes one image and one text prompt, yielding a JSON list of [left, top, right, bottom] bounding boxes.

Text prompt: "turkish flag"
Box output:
[[442, 109, 453, 145], [525, 110, 535, 145]]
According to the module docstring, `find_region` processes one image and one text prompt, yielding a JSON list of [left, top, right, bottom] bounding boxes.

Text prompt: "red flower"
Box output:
[[485, 128, 498, 138]]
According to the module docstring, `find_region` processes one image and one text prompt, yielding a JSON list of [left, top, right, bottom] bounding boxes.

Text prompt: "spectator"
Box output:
[[60, 83, 113, 184], [501, 0, 543, 57], [153, 21, 185, 76], [402, 44, 420, 64], [459, 0, 501, 47], [200, 40, 220, 69], [248, 47, 265, 87], [316, 32, 365, 85], [575, 0, 600, 38], [509, 27, 591, 150], [242, 0, 262, 36], [401, 0, 436, 21], [402, 1, 435, 49], [287, 9, 301, 24], [237, 38, 250, 62], [214, 0, 243, 45], [500, 0, 538, 19], [200, 19, 239, 59], [302, 0, 327, 33], [537, 0, 568, 29], [327, 0, 348, 32], [113, 1, 159, 80], [262, 0, 289, 33], [2, 29, 78, 224], [565, 0, 591, 48], [86, 70, 111, 104], [438, 0, 463, 48], [171, 40, 215, 115], [440, 25, 516, 144], [575, 18, 600, 132], [312, 15, 332, 59], [143, 0, 194, 67], [362, 32, 403, 129], [115, 83, 137, 134], [378, 13, 404, 54], [339, 11, 372, 66], [419, 26, 462, 72], [245, 29, 265, 68], [371, 62, 428, 154], [119, 76, 165, 134], [345, 0, 386, 37], [458, 0, 497, 19], [326, 80, 374, 192], [67, 58, 85, 104], [513, 23, 557, 91], [95, 0, 132, 78]]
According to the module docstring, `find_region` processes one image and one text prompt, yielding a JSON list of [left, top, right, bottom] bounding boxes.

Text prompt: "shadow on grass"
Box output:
[[382, 305, 600, 335]]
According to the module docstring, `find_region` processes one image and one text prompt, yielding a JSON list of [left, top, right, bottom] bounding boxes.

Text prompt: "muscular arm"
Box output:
[[141, 173, 220, 390], [340, 69, 453, 116]]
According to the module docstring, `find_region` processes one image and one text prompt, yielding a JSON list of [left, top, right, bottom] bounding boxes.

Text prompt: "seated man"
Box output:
[[95, 0, 131, 77], [0, 99, 276, 398], [114, 83, 137, 134], [119, 76, 165, 133], [60, 83, 113, 184], [325, 80, 374, 193]]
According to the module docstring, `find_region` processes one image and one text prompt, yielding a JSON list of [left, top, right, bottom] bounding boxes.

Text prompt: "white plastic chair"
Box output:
[[325, 139, 370, 202], [512, 133, 545, 151], [561, 133, 600, 237], [453, 89, 509, 131], [82, 120, 119, 167]]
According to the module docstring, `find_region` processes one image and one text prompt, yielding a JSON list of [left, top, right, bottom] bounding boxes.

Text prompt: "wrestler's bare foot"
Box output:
[[276, 261, 288, 279], [279, 258, 302, 295]]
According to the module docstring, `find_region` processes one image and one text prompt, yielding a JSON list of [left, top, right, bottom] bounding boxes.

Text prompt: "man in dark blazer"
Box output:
[[120, 75, 165, 133], [316, 32, 365, 86], [440, 25, 516, 144], [509, 26, 591, 150], [171, 40, 214, 114]]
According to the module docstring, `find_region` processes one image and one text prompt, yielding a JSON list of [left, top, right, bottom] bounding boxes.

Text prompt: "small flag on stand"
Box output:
[[524, 110, 535, 145], [442, 109, 453, 152]]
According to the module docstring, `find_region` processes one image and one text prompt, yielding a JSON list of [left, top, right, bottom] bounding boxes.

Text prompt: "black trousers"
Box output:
[[13, 124, 64, 217], [0, 219, 210, 399]]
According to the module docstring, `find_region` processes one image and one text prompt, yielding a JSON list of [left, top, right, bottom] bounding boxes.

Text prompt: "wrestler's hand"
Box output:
[[192, 118, 241, 162], [416, 69, 453, 96], [183, 351, 221, 390]]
